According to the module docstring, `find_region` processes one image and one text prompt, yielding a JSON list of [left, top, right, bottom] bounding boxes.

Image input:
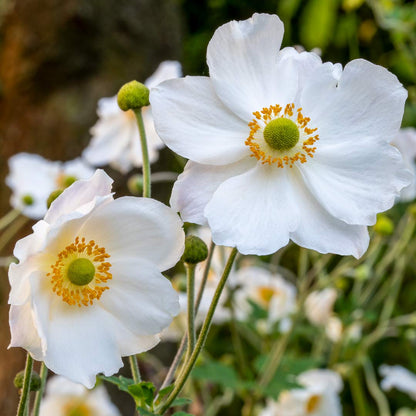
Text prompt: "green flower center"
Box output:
[[63, 175, 77, 188], [21, 194, 34, 206], [263, 117, 300, 151], [67, 258, 95, 286]]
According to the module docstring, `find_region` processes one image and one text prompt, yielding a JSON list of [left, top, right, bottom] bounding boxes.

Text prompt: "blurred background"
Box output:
[[0, 0, 415, 414]]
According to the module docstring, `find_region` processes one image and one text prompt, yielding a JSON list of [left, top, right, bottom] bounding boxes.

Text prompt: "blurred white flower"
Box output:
[[6, 153, 94, 220], [392, 127, 416, 202], [9, 170, 184, 387], [325, 316, 343, 342], [305, 288, 337, 326], [260, 369, 343, 416], [39, 375, 120, 416], [231, 266, 296, 331], [380, 365, 416, 400], [152, 13, 410, 257], [83, 61, 182, 174]]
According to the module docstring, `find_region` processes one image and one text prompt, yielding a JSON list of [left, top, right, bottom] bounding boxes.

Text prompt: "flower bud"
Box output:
[[14, 370, 41, 391], [127, 174, 143, 195], [47, 189, 64, 208], [117, 81, 150, 111], [374, 214, 394, 236], [182, 235, 208, 264]]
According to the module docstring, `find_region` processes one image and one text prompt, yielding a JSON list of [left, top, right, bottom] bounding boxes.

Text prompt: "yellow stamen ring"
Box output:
[[245, 103, 319, 168], [47, 237, 112, 307]]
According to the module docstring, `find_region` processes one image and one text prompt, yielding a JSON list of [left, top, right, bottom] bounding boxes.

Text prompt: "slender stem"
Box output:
[[157, 242, 216, 394], [0, 209, 20, 231], [349, 368, 368, 416], [16, 354, 33, 416], [133, 108, 151, 198], [129, 356, 141, 383], [32, 362, 48, 416], [186, 264, 196, 360], [0, 216, 29, 254], [157, 248, 238, 414], [363, 359, 391, 416]]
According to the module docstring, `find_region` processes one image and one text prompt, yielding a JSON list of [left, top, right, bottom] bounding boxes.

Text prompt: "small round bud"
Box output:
[[21, 194, 34, 206], [374, 214, 394, 236], [47, 189, 64, 208], [14, 370, 41, 391], [117, 81, 149, 111], [182, 235, 208, 264], [127, 174, 143, 195]]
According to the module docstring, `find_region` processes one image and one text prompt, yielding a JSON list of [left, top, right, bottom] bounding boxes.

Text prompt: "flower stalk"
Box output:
[[16, 354, 33, 416], [32, 362, 48, 416], [157, 247, 238, 414], [186, 263, 196, 359]]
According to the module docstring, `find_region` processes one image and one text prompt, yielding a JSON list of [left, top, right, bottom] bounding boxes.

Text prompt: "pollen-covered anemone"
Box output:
[[83, 61, 182, 174], [150, 13, 412, 258], [8, 170, 184, 387]]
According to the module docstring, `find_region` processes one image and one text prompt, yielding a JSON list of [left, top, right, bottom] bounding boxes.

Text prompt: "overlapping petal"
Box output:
[[151, 76, 250, 165]]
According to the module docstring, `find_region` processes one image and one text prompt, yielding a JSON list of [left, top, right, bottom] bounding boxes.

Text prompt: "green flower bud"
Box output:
[[14, 370, 41, 391], [47, 189, 64, 208], [127, 174, 143, 195], [21, 194, 34, 206], [373, 214, 394, 236], [182, 235, 208, 264], [117, 81, 149, 111]]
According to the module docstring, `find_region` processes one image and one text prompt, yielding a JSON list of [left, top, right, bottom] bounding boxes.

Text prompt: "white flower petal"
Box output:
[[150, 76, 250, 165], [45, 170, 113, 225], [299, 140, 412, 225], [205, 165, 299, 255], [100, 258, 179, 335], [9, 302, 43, 361], [289, 168, 369, 258], [145, 60, 182, 89], [301, 59, 407, 145], [207, 14, 293, 121], [170, 158, 254, 225], [79, 196, 184, 271]]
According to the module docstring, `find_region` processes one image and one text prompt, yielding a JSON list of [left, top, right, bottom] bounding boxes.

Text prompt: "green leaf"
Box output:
[[99, 375, 134, 393], [136, 407, 158, 416], [172, 412, 194, 416], [192, 361, 239, 389], [154, 384, 175, 405], [128, 381, 156, 408], [171, 397, 192, 407]]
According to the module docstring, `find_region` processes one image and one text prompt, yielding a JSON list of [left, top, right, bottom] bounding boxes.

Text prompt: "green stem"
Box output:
[[133, 108, 151, 198], [349, 368, 368, 416], [0, 209, 20, 231], [186, 264, 196, 360], [32, 362, 48, 416], [129, 356, 141, 383], [157, 242, 216, 394], [363, 358, 391, 416], [0, 216, 29, 254], [16, 354, 33, 416], [157, 248, 238, 414]]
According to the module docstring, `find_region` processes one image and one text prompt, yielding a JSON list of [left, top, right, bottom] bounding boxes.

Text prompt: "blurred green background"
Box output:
[[0, 0, 415, 415]]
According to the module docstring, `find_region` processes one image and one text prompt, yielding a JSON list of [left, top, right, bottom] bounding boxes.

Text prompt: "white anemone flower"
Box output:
[[83, 61, 182, 174], [260, 369, 343, 416], [150, 13, 411, 257], [379, 365, 416, 400], [39, 375, 120, 416], [392, 128, 416, 202], [231, 266, 296, 331], [304, 288, 337, 326], [6, 153, 94, 220], [8, 170, 184, 387]]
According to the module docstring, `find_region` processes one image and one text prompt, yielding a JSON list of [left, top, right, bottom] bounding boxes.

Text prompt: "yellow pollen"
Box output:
[[257, 286, 276, 307], [47, 236, 112, 307], [306, 394, 321, 413], [64, 402, 93, 416], [245, 103, 319, 168]]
